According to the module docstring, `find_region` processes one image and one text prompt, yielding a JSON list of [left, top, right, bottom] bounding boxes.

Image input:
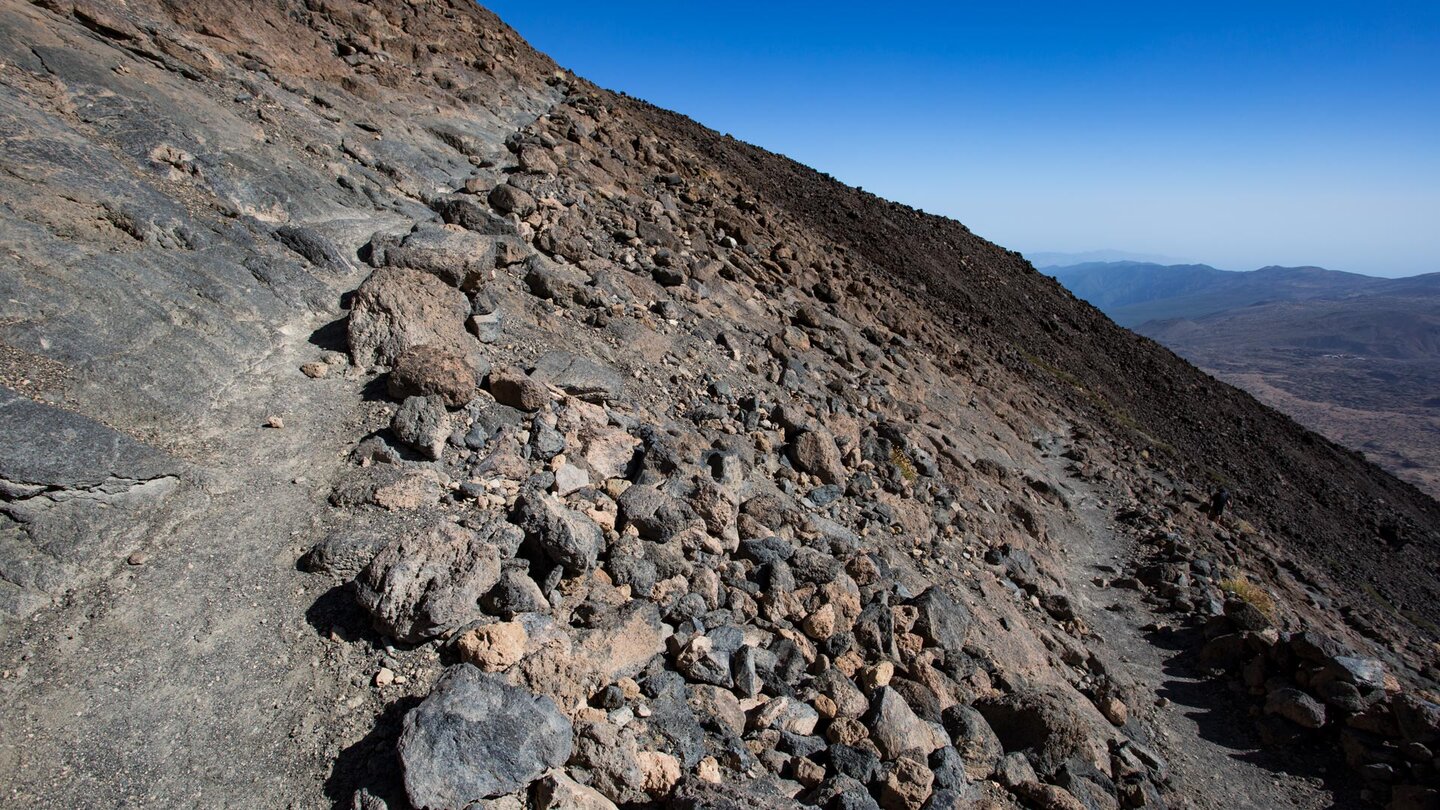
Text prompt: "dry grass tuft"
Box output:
[[1220, 576, 1277, 621], [890, 447, 918, 483]]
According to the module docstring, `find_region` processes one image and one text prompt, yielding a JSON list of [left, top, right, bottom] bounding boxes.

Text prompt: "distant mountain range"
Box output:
[[1024, 249, 1196, 268], [1041, 260, 1402, 327], [1044, 261, 1440, 496]]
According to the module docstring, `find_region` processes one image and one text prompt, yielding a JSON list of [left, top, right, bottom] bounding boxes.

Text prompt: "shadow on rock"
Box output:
[[324, 695, 420, 809], [309, 315, 350, 354], [306, 583, 387, 647]]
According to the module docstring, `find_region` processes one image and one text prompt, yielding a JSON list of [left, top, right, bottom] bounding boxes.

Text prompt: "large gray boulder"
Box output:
[[617, 485, 696, 542], [373, 224, 495, 291], [514, 491, 603, 574], [940, 705, 1004, 779], [390, 395, 452, 460], [352, 517, 517, 642], [866, 687, 947, 760], [908, 587, 973, 654], [400, 665, 573, 809], [974, 687, 1104, 777]]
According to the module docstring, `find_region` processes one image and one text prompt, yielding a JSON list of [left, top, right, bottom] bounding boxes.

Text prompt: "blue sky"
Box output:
[[486, 2, 1440, 276]]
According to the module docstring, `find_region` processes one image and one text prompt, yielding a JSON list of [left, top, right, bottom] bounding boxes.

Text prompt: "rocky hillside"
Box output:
[[1, 2, 1438, 810]]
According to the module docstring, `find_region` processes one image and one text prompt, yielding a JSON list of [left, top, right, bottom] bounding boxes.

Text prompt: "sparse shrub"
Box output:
[[890, 447, 918, 483], [1220, 576, 1276, 621]]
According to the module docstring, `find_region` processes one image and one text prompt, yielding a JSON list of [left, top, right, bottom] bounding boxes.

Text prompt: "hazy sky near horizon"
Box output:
[[485, 1, 1439, 277]]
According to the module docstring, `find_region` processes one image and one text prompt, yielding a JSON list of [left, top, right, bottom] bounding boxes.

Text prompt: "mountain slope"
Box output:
[[0, 2, 1436, 810]]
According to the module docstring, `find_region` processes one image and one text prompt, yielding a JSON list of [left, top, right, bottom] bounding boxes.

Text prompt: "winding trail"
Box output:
[[1039, 436, 1344, 810]]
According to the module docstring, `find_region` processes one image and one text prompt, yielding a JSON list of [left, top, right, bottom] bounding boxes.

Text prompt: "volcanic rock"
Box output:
[[399, 665, 572, 809]]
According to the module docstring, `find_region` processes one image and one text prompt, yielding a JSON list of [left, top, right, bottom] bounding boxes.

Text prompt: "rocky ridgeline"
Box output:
[[297, 81, 1185, 810]]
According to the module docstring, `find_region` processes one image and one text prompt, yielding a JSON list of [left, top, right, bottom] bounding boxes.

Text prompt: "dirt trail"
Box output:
[[1038, 437, 1343, 810], [0, 306, 368, 808]]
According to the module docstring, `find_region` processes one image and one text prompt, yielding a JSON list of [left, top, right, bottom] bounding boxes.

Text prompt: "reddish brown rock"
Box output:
[[387, 345, 478, 407]]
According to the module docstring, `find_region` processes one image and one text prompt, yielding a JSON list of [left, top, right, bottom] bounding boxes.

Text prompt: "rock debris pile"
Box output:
[[302, 81, 1185, 810]]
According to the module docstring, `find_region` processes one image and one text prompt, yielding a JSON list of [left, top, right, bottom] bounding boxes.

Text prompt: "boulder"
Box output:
[[866, 687, 947, 760], [376, 224, 495, 291], [455, 621, 528, 672], [580, 425, 641, 480], [829, 744, 883, 785], [348, 266, 474, 368], [791, 429, 846, 485], [482, 566, 550, 617], [299, 529, 389, 578], [489, 365, 550, 412], [675, 635, 734, 687], [1011, 782, 1087, 810], [514, 491, 604, 574], [939, 705, 1003, 779], [879, 756, 934, 810], [815, 670, 869, 719], [400, 665, 572, 809], [993, 752, 1038, 789], [434, 194, 519, 235], [618, 485, 697, 541], [490, 182, 537, 217], [1393, 695, 1440, 745], [524, 254, 590, 301], [390, 395, 452, 460], [387, 345, 479, 407], [554, 463, 589, 496], [751, 695, 820, 736], [668, 776, 803, 810], [908, 588, 972, 654], [1264, 687, 1327, 730], [534, 771, 620, 810], [353, 517, 516, 642], [974, 688, 1105, 777], [1319, 656, 1389, 693], [570, 721, 650, 804]]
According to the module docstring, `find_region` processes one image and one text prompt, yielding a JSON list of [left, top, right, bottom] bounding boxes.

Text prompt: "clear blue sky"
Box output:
[[486, 2, 1440, 277]]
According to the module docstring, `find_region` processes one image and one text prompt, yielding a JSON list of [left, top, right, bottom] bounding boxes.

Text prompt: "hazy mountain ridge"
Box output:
[[1048, 261, 1440, 496], [1045, 260, 1394, 326], [1134, 275, 1440, 496]]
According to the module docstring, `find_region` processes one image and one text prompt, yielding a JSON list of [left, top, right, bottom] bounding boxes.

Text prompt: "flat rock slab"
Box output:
[[0, 386, 175, 490], [530, 351, 623, 403], [401, 664, 574, 810]]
